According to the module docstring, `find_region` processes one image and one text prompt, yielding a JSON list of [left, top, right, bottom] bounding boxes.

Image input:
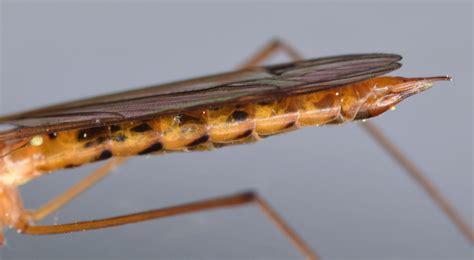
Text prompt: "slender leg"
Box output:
[[244, 38, 474, 245], [19, 191, 318, 260], [238, 38, 304, 68], [28, 157, 128, 221], [362, 122, 474, 244]]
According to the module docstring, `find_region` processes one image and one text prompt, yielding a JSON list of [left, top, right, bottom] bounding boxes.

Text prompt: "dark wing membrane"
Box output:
[[0, 53, 401, 141]]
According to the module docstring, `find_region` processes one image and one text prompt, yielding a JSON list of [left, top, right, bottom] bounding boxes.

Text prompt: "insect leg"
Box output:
[[27, 157, 128, 221], [18, 191, 318, 260], [238, 38, 304, 68], [362, 122, 474, 244], [245, 38, 474, 245]]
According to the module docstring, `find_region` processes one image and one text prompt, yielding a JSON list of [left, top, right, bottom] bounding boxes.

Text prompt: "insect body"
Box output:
[[0, 76, 446, 186], [0, 53, 450, 251]]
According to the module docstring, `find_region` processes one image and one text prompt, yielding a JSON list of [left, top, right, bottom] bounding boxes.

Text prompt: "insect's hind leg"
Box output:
[[17, 191, 318, 260], [27, 157, 128, 221]]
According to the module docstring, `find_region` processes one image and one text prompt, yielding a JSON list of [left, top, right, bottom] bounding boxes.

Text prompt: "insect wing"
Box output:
[[0, 53, 401, 141]]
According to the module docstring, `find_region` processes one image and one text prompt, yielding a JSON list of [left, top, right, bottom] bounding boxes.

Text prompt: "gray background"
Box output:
[[0, 1, 472, 259]]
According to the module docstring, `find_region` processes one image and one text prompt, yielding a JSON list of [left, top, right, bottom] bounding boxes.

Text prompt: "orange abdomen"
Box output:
[[1, 77, 380, 186]]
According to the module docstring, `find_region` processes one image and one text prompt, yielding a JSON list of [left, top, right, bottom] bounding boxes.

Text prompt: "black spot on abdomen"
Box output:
[[96, 150, 113, 161], [236, 129, 253, 139], [231, 111, 248, 121], [187, 135, 209, 147], [130, 123, 153, 133], [138, 142, 163, 155]]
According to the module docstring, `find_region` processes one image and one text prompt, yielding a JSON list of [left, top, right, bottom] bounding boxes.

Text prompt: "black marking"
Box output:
[[96, 150, 113, 161], [64, 164, 79, 169], [110, 125, 121, 133], [138, 142, 163, 155], [48, 132, 58, 139], [130, 123, 153, 133], [236, 129, 253, 139], [77, 127, 107, 141], [114, 134, 127, 142], [231, 111, 248, 121], [187, 135, 209, 147]]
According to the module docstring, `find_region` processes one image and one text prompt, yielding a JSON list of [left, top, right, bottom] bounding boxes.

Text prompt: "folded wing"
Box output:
[[0, 53, 402, 141]]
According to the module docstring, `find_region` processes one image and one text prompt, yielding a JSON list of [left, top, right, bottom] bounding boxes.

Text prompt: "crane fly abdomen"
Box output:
[[0, 76, 448, 187]]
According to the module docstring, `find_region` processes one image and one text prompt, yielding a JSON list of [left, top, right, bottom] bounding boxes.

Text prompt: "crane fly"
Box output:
[[0, 40, 464, 259]]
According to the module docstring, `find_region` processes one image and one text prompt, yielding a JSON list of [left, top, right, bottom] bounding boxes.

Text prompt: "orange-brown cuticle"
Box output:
[[2, 76, 434, 187]]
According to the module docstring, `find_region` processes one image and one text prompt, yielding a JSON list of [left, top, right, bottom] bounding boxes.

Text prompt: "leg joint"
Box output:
[[239, 190, 258, 202]]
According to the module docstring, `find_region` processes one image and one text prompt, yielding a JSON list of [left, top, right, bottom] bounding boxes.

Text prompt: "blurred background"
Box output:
[[1, 1, 472, 259]]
